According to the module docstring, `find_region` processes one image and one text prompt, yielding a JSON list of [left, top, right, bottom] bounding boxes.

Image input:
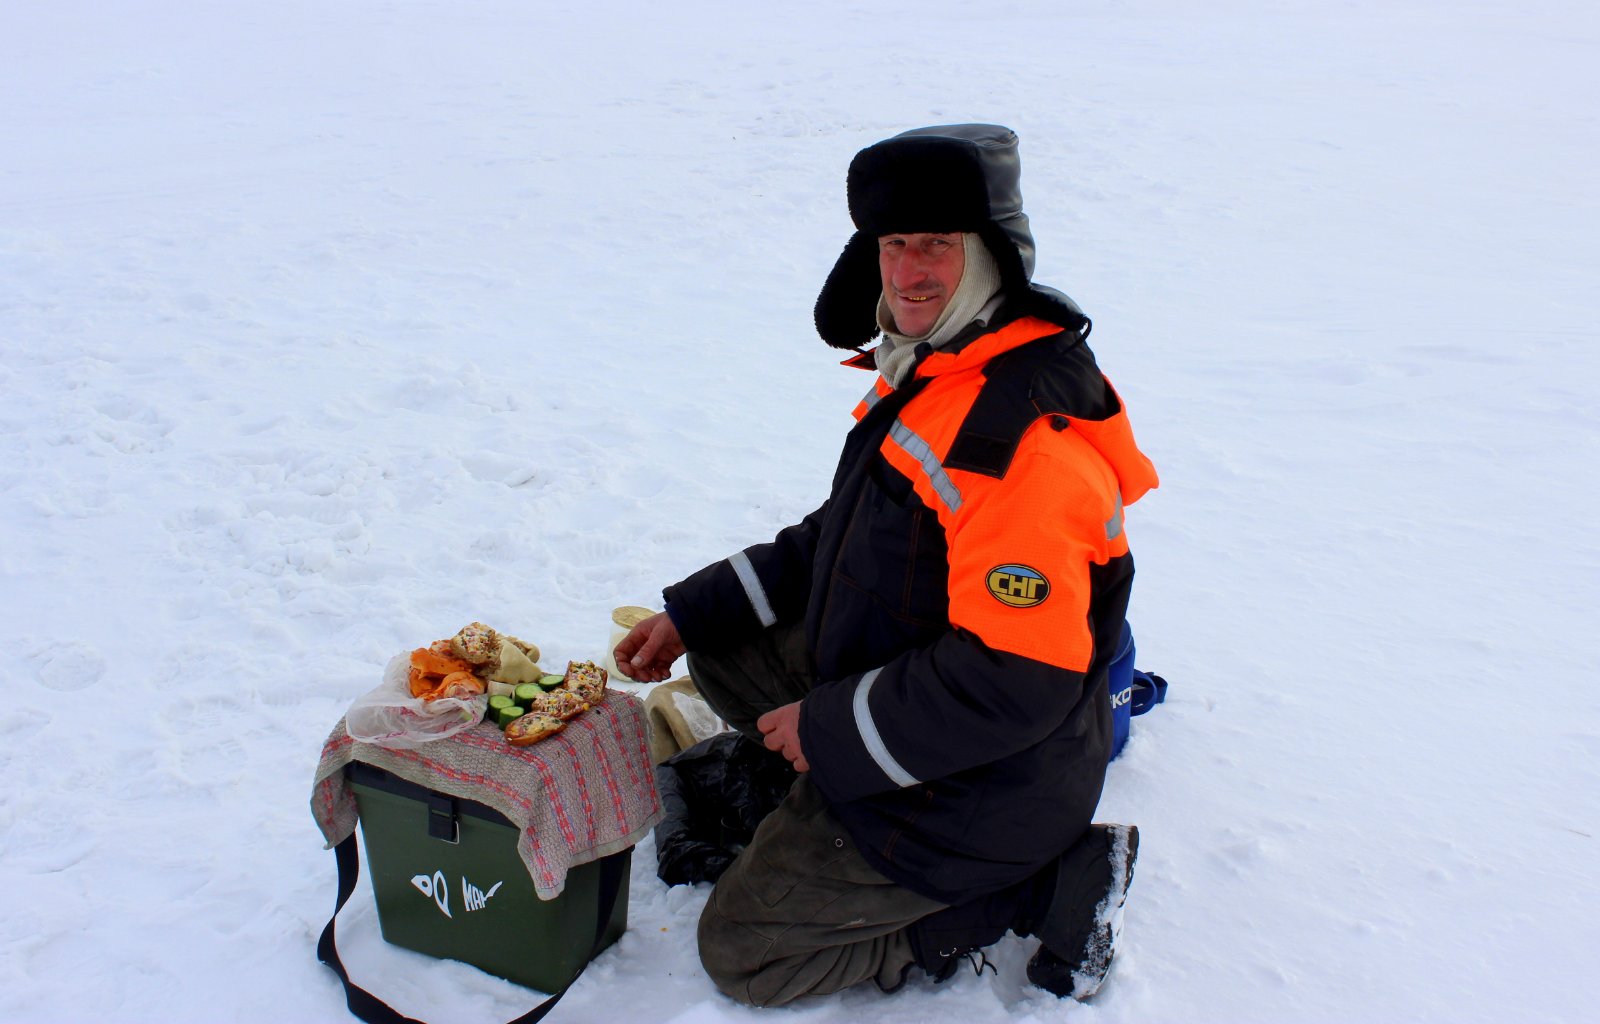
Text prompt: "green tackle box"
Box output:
[[346, 762, 630, 994]]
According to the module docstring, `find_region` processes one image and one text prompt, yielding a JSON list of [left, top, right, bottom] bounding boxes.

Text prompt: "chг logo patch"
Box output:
[[986, 564, 1050, 607]]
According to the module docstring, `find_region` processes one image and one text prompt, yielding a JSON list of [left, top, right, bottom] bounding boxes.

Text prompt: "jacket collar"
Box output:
[[911, 315, 1069, 380], [841, 308, 1073, 381]]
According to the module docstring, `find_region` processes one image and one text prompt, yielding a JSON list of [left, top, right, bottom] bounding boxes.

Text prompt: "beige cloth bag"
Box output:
[[644, 676, 730, 763]]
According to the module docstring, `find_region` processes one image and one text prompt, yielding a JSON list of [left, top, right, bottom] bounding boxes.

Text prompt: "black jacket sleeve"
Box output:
[[798, 630, 1089, 802], [662, 501, 828, 653]]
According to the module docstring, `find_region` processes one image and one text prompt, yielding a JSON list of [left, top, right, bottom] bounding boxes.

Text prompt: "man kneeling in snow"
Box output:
[[616, 124, 1158, 1006]]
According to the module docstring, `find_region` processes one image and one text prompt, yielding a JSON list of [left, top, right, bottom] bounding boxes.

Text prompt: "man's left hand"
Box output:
[[757, 701, 809, 773]]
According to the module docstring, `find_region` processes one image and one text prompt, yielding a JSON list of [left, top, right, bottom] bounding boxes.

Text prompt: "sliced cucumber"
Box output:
[[496, 705, 527, 728]]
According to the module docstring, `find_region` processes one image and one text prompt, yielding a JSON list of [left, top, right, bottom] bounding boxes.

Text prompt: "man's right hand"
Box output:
[[613, 611, 686, 682]]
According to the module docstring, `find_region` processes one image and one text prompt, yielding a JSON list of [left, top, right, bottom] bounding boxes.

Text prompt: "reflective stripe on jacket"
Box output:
[[664, 311, 1157, 903]]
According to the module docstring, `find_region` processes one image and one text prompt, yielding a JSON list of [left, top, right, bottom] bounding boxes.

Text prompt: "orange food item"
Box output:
[[408, 666, 434, 698], [410, 646, 474, 678], [431, 671, 485, 701]]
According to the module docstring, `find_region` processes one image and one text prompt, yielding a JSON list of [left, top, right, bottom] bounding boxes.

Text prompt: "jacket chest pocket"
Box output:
[[834, 461, 949, 627]]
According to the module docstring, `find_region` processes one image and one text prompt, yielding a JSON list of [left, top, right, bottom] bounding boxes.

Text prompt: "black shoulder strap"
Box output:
[[317, 835, 627, 1024]]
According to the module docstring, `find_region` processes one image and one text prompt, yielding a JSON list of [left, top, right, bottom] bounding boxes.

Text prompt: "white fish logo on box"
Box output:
[[411, 870, 503, 918], [411, 871, 452, 917]]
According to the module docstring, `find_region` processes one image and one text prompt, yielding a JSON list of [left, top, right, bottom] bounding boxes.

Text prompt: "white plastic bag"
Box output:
[[345, 654, 487, 749]]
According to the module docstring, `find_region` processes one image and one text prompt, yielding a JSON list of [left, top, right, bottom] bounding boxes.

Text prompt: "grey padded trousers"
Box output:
[[688, 623, 947, 1006]]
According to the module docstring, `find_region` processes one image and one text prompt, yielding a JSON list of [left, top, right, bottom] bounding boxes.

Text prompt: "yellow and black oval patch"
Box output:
[[986, 564, 1050, 607]]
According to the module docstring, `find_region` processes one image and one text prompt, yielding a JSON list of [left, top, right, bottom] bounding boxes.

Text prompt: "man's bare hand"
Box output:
[[613, 611, 685, 683], [757, 701, 809, 772]]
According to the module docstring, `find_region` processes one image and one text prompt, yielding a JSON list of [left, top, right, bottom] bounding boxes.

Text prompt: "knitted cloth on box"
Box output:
[[311, 689, 661, 900]]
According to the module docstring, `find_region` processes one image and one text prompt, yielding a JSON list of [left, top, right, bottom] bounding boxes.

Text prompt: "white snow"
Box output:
[[3, 1, 1597, 1021]]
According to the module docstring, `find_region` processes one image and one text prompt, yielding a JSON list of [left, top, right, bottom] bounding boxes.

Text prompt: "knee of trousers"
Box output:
[[695, 882, 771, 1005]]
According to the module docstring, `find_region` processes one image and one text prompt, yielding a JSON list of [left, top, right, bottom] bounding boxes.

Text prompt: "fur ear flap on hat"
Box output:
[[813, 231, 882, 350]]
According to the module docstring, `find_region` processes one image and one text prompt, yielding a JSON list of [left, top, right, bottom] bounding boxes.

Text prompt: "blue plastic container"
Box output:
[[1106, 623, 1137, 760]]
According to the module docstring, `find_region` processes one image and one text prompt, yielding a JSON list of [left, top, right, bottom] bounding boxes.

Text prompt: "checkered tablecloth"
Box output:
[[311, 690, 661, 900]]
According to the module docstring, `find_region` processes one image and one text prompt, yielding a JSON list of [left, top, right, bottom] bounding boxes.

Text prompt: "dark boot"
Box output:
[[898, 869, 1052, 987], [1022, 823, 1139, 1000], [906, 924, 999, 984]]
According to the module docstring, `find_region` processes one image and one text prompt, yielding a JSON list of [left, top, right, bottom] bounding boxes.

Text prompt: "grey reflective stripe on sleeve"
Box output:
[[862, 386, 882, 410], [852, 667, 919, 787], [728, 550, 777, 627], [888, 419, 964, 513], [1106, 491, 1125, 540]]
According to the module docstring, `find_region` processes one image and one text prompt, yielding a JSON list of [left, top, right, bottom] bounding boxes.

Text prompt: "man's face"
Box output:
[[878, 233, 965, 338]]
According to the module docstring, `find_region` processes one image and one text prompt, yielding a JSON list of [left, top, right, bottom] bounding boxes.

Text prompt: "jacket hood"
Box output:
[[814, 124, 1090, 350], [922, 316, 1159, 509]]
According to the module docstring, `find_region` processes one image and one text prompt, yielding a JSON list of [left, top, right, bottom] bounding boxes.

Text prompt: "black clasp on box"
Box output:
[[426, 792, 460, 844]]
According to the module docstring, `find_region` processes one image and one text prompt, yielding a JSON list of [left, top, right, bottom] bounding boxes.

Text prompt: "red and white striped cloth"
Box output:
[[311, 690, 662, 900]]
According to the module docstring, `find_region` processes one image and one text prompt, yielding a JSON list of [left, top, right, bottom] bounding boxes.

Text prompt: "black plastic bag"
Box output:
[[652, 731, 797, 886]]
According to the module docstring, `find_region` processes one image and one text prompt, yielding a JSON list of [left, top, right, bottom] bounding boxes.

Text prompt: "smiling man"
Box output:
[[617, 124, 1158, 1006], [880, 232, 964, 334]]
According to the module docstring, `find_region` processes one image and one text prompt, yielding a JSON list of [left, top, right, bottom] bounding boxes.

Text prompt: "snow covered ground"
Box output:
[[3, 1, 1597, 1021]]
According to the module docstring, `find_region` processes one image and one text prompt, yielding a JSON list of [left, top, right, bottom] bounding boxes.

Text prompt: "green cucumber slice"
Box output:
[[496, 705, 527, 728]]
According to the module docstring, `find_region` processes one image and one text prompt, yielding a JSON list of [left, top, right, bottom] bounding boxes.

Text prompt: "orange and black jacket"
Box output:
[[664, 308, 1158, 904]]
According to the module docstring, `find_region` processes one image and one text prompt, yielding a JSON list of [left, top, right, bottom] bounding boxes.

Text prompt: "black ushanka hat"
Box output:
[[813, 123, 1088, 350]]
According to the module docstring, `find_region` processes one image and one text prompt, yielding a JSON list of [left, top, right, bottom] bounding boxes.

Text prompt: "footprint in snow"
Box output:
[[32, 640, 108, 691]]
